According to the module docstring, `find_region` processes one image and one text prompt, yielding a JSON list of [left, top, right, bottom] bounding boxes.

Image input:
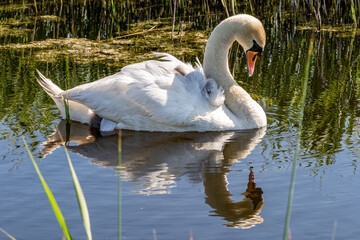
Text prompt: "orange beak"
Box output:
[[247, 51, 258, 77]]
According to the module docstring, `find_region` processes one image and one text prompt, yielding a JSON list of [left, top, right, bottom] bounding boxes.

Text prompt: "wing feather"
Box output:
[[62, 53, 223, 127]]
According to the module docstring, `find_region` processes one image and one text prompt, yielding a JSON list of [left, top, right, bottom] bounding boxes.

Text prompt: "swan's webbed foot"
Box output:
[[89, 114, 117, 136]]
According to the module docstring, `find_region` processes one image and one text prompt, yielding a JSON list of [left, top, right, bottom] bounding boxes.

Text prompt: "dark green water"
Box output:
[[0, 2, 359, 240]]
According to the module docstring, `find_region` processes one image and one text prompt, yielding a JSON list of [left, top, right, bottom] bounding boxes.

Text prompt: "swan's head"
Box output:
[[230, 14, 266, 77], [203, 14, 266, 79], [245, 39, 264, 77]]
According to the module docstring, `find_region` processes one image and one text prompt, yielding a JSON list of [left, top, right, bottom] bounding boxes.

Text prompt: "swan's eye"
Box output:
[[248, 40, 263, 57]]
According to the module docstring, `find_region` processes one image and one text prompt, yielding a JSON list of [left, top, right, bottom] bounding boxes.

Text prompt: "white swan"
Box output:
[[36, 14, 266, 132]]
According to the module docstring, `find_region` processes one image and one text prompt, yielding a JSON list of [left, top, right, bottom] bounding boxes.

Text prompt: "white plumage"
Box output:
[[36, 14, 267, 132]]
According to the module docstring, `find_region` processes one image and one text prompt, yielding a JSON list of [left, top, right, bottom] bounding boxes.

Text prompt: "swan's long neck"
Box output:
[[203, 21, 237, 89], [203, 16, 267, 128]]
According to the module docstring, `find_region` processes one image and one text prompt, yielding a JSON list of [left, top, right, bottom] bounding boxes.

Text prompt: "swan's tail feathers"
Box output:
[[36, 70, 94, 124], [36, 70, 63, 97]]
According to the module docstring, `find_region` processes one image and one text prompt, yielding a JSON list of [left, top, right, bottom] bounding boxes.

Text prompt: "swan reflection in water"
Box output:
[[41, 120, 265, 229]]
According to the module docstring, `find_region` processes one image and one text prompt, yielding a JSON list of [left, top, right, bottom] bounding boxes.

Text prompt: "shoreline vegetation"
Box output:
[[0, 21, 210, 65], [1, 1, 359, 65]]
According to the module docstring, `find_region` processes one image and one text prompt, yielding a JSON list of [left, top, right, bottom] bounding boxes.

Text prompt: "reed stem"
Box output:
[[23, 137, 73, 240], [118, 129, 122, 240], [283, 35, 314, 240]]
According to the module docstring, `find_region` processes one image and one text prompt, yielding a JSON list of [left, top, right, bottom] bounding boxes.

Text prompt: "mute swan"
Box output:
[[36, 14, 266, 132]]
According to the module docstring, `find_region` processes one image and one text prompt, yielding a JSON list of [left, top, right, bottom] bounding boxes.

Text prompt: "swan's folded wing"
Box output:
[[125, 75, 200, 125], [62, 57, 211, 126]]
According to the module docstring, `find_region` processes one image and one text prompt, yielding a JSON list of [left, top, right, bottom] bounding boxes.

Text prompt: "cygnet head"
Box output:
[[202, 78, 225, 107], [185, 71, 225, 108]]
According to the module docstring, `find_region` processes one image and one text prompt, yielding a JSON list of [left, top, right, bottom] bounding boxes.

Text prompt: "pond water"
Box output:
[[1, 2, 360, 240]]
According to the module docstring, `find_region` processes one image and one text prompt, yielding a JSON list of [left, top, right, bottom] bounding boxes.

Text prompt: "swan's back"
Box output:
[[37, 53, 226, 132]]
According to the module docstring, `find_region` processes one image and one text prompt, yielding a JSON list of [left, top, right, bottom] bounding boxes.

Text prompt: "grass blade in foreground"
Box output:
[[62, 71, 92, 240], [63, 92, 71, 125], [63, 93, 71, 143], [118, 129, 122, 240], [282, 35, 314, 240], [22, 137, 73, 240], [60, 134, 92, 240], [0, 227, 16, 240]]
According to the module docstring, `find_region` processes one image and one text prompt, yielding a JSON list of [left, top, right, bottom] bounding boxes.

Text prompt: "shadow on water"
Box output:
[[41, 120, 265, 229]]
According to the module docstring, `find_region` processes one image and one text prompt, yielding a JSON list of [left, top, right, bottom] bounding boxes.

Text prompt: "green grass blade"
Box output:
[[22, 137, 72, 240], [220, 0, 230, 17], [62, 142, 92, 240], [283, 35, 314, 240], [63, 92, 71, 125], [350, 0, 357, 28], [0, 227, 16, 240], [118, 129, 122, 240], [331, 220, 338, 240], [63, 92, 71, 143]]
